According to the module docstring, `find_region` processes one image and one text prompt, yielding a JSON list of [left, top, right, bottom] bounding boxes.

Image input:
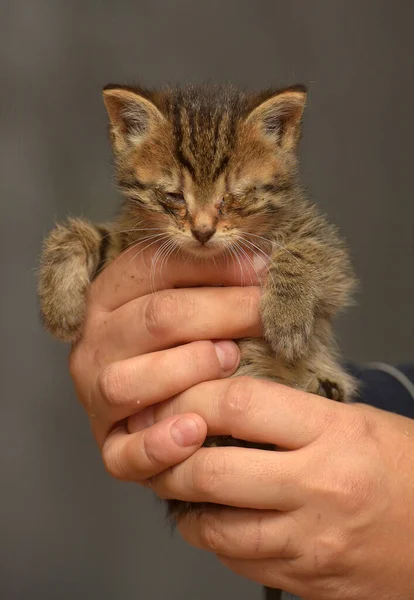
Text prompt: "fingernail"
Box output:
[[213, 340, 240, 372], [171, 417, 201, 447], [253, 251, 270, 275]]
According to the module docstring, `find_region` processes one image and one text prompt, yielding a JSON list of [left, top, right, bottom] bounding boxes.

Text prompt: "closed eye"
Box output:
[[163, 192, 186, 206], [158, 192, 187, 216]]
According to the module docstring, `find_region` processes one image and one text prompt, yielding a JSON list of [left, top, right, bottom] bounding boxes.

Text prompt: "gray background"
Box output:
[[1, 1, 413, 599]]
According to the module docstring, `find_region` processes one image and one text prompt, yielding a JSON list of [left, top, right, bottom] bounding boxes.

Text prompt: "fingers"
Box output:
[[131, 376, 342, 449], [90, 340, 240, 447], [90, 243, 266, 311], [100, 287, 261, 361], [101, 414, 207, 482], [150, 446, 304, 511], [178, 507, 302, 560]]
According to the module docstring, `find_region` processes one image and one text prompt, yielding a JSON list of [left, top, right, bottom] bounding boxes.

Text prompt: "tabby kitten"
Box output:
[[38, 83, 356, 518]]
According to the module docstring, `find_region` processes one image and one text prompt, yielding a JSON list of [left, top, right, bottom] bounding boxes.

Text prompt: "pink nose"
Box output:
[[191, 227, 216, 244]]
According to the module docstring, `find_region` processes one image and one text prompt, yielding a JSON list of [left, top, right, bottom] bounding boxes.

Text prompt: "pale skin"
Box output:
[[70, 246, 414, 600]]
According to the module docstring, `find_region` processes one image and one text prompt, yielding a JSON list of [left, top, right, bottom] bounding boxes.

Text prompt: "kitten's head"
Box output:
[[103, 83, 306, 257]]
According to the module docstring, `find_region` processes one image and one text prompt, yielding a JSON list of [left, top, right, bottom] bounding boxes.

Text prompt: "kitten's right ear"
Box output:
[[103, 85, 164, 149], [245, 85, 307, 152]]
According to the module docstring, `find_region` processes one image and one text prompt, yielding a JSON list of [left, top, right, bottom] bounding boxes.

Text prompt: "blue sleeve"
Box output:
[[346, 362, 414, 418]]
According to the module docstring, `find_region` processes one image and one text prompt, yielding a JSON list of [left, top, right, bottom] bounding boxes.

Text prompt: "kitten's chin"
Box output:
[[182, 242, 226, 259]]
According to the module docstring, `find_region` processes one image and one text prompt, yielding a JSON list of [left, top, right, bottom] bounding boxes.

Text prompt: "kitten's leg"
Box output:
[[261, 239, 353, 364], [261, 245, 318, 363], [38, 218, 108, 342]]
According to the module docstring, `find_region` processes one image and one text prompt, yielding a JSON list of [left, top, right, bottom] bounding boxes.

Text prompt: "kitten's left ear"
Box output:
[[246, 85, 307, 151]]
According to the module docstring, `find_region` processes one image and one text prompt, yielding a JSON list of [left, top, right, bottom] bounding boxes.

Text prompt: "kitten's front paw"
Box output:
[[265, 321, 313, 363], [38, 218, 103, 342], [261, 294, 315, 363]]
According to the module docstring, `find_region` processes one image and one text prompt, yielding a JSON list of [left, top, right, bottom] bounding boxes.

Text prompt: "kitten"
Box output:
[[38, 83, 357, 519]]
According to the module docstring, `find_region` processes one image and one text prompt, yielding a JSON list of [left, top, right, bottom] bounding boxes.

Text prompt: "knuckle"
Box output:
[[348, 406, 379, 445], [148, 477, 166, 499], [222, 376, 255, 421], [330, 411, 380, 512], [143, 295, 164, 337], [68, 346, 94, 412], [69, 314, 106, 379], [319, 455, 375, 515], [192, 450, 229, 497], [140, 429, 161, 469], [336, 464, 375, 514], [102, 439, 128, 481], [143, 292, 180, 338], [97, 363, 125, 408], [199, 513, 227, 552], [313, 530, 348, 575]]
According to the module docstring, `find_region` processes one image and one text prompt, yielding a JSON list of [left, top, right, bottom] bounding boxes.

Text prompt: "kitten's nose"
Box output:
[[191, 226, 216, 244]]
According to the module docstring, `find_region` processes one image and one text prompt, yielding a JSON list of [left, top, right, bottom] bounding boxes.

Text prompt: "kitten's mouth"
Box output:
[[184, 239, 226, 258]]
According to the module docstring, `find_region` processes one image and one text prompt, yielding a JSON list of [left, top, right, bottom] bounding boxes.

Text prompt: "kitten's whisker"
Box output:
[[150, 241, 167, 293], [120, 232, 170, 254], [101, 225, 165, 241], [121, 232, 168, 248], [124, 237, 170, 273], [116, 238, 170, 272], [152, 237, 176, 292], [238, 231, 271, 246], [226, 244, 237, 280], [157, 239, 176, 290], [238, 237, 277, 290], [106, 235, 165, 270], [212, 252, 218, 273], [242, 232, 301, 266], [162, 240, 179, 288], [237, 234, 269, 261], [150, 238, 172, 293], [232, 242, 255, 287], [121, 234, 171, 273], [160, 240, 178, 288], [230, 242, 259, 286], [228, 244, 246, 287], [238, 235, 270, 273]]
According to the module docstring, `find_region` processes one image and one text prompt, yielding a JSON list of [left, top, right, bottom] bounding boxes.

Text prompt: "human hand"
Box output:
[[137, 377, 414, 600], [69, 245, 263, 483]]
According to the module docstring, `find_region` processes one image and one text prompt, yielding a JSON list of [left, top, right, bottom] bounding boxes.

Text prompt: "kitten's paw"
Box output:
[[261, 300, 314, 363], [265, 321, 313, 363], [317, 379, 344, 402], [38, 218, 103, 342], [260, 285, 316, 362], [316, 369, 357, 403]]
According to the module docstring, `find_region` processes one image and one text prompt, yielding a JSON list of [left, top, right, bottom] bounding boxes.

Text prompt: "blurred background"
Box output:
[[1, 1, 413, 598]]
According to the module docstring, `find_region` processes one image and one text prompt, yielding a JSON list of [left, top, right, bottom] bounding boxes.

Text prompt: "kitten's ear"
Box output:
[[102, 85, 164, 148], [246, 85, 307, 151]]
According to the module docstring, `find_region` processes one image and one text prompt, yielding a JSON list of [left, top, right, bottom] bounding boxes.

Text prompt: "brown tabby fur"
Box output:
[[38, 83, 357, 520]]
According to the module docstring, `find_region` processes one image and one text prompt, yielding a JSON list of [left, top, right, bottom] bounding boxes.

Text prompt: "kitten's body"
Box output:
[[38, 83, 356, 519]]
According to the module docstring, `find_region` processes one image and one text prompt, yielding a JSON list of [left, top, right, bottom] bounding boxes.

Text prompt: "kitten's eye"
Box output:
[[160, 193, 187, 213], [165, 193, 185, 206], [218, 194, 231, 216]]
